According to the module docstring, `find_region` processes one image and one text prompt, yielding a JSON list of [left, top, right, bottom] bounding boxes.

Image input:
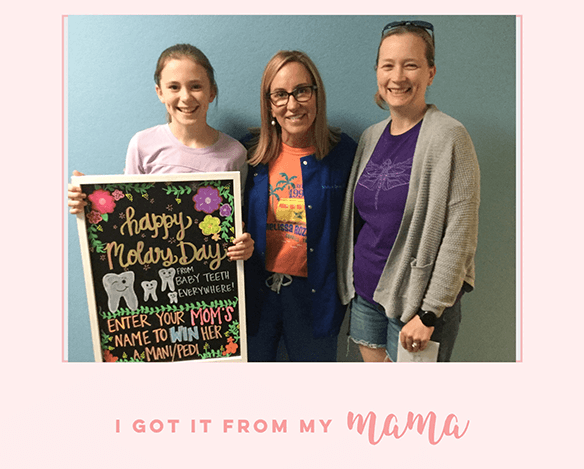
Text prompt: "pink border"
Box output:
[[518, 14, 523, 363], [62, 14, 67, 363]]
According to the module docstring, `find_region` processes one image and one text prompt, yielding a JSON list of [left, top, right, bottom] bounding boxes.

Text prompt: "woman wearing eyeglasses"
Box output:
[[337, 21, 480, 362], [243, 50, 357, 361]]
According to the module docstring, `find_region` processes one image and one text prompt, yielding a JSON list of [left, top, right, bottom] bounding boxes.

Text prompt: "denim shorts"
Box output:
[[349, 294, 462, 362]]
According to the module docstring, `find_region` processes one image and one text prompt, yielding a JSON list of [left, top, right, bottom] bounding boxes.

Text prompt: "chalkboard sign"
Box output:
[[74, 172, 247, 363]]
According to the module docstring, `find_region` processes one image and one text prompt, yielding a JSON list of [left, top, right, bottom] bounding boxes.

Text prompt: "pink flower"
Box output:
[[112, 189, 125, 201], [193, 186, 222, 214], [87, 210, 103, 224], [88, 189, 116, 214]]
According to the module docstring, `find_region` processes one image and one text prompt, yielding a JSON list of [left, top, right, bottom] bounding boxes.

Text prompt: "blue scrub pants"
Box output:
[[247, 274, 338, 362]]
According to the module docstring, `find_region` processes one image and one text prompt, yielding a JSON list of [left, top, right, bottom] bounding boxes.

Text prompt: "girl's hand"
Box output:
[[68, 170, 87, 214], [399, 315, 434, 353], [227, 232, 255, 261]]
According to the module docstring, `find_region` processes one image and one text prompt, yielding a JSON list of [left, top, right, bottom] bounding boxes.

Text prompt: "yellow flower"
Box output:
[[199, 215, 221, 236]]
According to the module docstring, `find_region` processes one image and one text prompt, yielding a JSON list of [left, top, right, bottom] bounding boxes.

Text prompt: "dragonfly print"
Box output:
[[358, 157, 413, 210]]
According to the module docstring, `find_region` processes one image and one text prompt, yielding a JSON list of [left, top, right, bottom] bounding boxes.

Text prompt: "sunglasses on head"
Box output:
[[381, 20, 434, 42]]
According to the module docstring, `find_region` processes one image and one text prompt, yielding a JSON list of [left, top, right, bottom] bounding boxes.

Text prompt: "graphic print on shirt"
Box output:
[[358, 156, 413, 210], [269, 172, 306, 234], [266, 170, 308, 276]]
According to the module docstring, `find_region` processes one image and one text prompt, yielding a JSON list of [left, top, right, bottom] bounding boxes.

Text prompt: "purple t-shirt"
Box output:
[[353, 120, 422, 304]]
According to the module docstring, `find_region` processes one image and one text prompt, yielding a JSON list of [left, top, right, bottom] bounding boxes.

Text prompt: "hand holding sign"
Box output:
[[228, 232, 255, 261], [68, 170, 87, 214]]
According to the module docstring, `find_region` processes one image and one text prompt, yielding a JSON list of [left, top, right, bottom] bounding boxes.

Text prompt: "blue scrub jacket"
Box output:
[[243, 132, 357, 338]]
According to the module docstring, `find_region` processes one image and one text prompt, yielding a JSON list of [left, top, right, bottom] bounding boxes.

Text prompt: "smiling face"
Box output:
[[112, 278, 129, 293], [155, 57, 216, 131], [376, 33, 436, 115], [269, 61, 317, 148]]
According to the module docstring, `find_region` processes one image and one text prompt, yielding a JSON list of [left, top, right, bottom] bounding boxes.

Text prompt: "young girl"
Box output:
[[68, 44, 253, 260]]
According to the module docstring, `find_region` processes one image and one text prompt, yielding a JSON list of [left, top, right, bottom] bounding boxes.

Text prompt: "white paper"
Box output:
[[397, 340, 440, 362]]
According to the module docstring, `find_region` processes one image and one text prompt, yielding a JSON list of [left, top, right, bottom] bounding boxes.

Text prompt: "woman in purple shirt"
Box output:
[[337, 21, 480, 362]]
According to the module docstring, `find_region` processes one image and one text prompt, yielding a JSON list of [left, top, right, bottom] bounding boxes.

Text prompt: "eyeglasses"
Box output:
[[381, 20, 434, 42], [267, 85, 317, 107]]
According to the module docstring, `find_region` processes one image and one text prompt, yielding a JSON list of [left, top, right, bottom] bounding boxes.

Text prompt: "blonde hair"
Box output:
[[247, 50, 339, 166], [374, 26, 436, 109]]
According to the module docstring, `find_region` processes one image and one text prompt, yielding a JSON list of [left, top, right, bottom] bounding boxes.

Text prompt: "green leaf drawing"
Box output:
[[164, 185, 193, 196]]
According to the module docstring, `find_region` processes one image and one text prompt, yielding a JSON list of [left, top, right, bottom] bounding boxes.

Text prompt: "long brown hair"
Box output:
[[247, 50, 339, 166], [154, 44, 218, 122]]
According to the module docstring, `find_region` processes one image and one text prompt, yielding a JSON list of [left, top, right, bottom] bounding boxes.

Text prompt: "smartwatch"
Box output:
[[417, 310, 437, 327]]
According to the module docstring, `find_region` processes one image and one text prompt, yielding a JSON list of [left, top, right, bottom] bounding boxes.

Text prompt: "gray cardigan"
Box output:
[[337, 105, 480, 322]]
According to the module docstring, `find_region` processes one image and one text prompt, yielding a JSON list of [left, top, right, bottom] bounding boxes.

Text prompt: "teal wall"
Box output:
[[66, 15, 516, 362]]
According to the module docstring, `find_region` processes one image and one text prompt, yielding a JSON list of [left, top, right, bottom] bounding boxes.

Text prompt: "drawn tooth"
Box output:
[[158, 267, 176, 291], [102, 271, 139, 313], [141, 280, 158, 301]]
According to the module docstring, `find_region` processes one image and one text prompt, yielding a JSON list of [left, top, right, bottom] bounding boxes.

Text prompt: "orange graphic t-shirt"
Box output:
[[265, 143, 315, 277]]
